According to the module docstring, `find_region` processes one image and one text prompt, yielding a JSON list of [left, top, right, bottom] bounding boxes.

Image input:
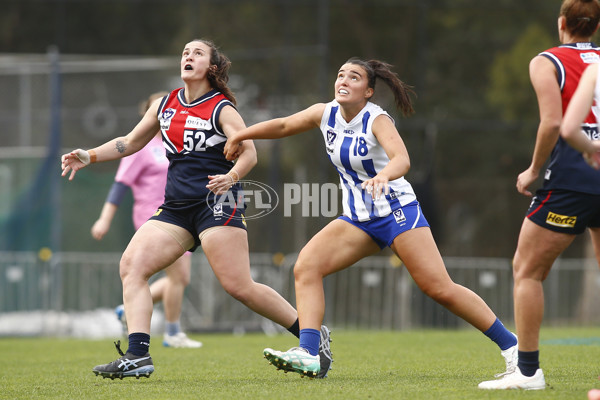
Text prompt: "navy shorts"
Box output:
[[527, 189, 600, 234], [339, 201, 430, 249], [149, 195, 247, 252]]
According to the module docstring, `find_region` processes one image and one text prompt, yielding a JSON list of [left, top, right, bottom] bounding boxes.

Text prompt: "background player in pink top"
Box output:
[[91, 92, 201, 349]]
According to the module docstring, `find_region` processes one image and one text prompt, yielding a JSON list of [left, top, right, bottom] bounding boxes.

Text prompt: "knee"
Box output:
[[119, 253, 134, 282], [512, 256, 548, 283], [119, 253, 149, 284], [170, 269, 191, 287], [221, 279, 252, 303], [293, 255, 321, 283], [180, 272, 191, 287], [421, 283, 455, 308]]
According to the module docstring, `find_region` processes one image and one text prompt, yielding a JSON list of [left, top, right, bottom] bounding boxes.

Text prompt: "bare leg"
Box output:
[[391, 227, 496, 331], [589, 227, 600, 268], [161, 254, 191, 323], [201, 226, 297, 328], [512, 219, 575, 351], [293, 219, 380, 330], [120, 222, 188, 334], [149, 277, 167, 304]]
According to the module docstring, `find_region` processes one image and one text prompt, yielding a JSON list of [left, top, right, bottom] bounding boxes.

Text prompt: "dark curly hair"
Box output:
[[191, 39, 237, 105]]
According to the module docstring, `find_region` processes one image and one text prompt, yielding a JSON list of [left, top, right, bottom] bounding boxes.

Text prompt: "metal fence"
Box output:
[[1, 251, 599, 334]]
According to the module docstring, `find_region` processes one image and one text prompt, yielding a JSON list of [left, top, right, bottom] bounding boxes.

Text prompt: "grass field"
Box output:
[[2, 327, 599, 399]]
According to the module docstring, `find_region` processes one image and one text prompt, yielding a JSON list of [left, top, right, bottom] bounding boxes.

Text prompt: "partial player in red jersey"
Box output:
[[480, 0, 600, 390]]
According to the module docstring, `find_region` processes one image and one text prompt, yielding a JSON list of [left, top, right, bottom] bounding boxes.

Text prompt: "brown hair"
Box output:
[[138, 91, 169, 116], [191, 38, 237, 105], [345, 58, 415, 117], [560, 0, 600, 38]]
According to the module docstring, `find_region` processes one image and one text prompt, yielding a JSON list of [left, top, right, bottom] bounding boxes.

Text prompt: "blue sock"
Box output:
[[518, 350, 539, 377], [483, 318, 517, 351], [166, 321, 181, 336], [127, 332, 150, 356], [299, 328, 320, 356]]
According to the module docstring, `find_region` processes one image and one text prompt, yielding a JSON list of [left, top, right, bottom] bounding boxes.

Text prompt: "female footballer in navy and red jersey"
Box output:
[[61, 39, 303, 379], [479, 0, 600, 390], [158, 88, 239, 204]]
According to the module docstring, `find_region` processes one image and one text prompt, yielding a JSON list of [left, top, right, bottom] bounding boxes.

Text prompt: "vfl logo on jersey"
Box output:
[[213, 203, 223, 218], [160, 108, 176, 130], [393, 209, 406, 224], [326, 130, 337, 154], [185, 116, 212, 130], [546, 212, 576, 228]]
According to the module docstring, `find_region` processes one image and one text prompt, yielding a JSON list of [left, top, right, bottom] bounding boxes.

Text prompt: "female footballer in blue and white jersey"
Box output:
[[479, 0, 600, 390], [322, 100, 417, 226], [61, 39, 313, 380], [224, 57, 518, 382]]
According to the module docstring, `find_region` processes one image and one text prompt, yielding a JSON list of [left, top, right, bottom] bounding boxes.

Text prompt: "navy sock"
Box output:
[[518, 350, 539, 377], [127, 332, 150, 356], [299, 328, 320, 356], [287, 319, 300, 338], [483, 318, 517, 350]]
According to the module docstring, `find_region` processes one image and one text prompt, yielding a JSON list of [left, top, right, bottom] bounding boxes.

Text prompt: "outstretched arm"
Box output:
[[60, 98, 162, 180], [223, 103, 325, 161]]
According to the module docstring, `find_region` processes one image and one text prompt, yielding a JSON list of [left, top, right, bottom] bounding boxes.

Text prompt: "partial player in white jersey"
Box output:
[[224, 57, 518, 382]]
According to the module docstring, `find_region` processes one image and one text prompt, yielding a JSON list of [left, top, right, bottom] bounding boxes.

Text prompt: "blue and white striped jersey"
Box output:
[[320, 100, 416, 222]]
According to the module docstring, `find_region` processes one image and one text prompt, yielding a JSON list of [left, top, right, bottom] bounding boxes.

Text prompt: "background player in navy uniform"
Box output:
[[224, 57, 517, 381], [61, 39, 331, 379], [479, 0, 600, 390]]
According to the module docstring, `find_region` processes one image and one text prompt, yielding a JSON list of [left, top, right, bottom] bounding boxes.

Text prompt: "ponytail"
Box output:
[[346, 57, 415, 116], [560, 0, 600, 38]]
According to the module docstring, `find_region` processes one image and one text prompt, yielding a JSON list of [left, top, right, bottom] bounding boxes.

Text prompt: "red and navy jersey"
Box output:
[[539, 42, 600, 194], [158, 88, 235, 202]]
